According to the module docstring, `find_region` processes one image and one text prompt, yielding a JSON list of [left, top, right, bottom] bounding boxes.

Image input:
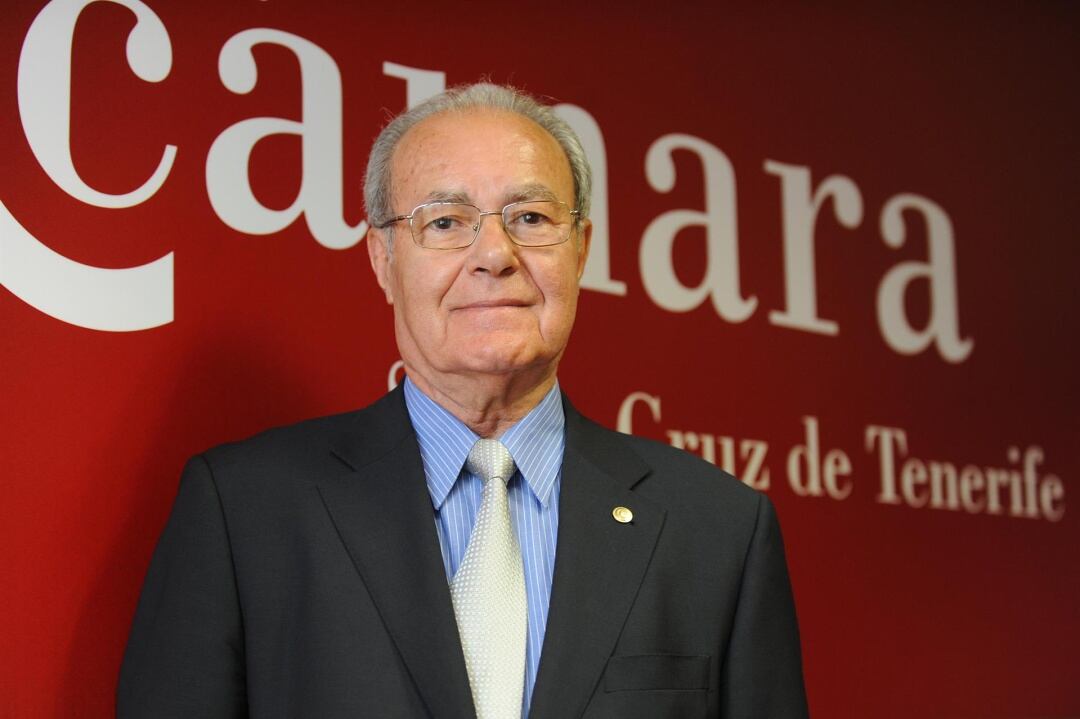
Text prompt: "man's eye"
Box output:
[[428, 215, 466, 231], [513, 211, 550, 226]]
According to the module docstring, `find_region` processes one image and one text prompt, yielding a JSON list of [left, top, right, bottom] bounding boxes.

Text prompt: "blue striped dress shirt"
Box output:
[[403, 377, 564, 718]]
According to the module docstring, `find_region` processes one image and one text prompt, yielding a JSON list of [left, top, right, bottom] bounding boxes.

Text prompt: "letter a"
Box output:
[[640, 134, 756, 322], [877, 194, 974, 363], [206, 29, 363, 249]]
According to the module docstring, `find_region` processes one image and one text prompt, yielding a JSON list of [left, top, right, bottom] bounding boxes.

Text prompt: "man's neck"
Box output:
[[403, 366, 557, 439]]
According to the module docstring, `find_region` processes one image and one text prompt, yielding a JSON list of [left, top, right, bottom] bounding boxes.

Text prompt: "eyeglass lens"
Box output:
[[411, 201, 573, 249]]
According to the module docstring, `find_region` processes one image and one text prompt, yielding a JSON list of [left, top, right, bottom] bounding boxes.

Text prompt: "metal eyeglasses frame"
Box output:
[[373, 200, 581, 249]]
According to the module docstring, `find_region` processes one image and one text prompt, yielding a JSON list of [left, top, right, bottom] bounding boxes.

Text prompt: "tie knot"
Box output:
[[466, 439, 516, 486]]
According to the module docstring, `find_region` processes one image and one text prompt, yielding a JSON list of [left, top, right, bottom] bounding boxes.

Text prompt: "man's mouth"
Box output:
[[455, 300, 530, 310]]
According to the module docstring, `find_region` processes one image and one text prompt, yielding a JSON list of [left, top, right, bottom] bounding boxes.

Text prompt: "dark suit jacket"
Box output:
[[118, 386, 808, 718]]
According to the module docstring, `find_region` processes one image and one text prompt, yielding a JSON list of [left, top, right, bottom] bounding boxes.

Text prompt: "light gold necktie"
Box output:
[[451, 439, 527, 719]]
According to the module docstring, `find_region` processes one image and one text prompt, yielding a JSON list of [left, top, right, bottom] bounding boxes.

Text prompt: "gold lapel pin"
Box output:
[[612, 506, 633, 524]]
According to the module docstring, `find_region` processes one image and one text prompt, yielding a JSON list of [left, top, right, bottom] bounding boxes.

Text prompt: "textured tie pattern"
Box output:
[[451, 439, 527, 719]]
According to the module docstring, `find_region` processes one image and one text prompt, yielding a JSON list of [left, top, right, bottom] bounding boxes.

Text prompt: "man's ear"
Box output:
[[366, 227, 394, 304], [575, 219, 593, 281]]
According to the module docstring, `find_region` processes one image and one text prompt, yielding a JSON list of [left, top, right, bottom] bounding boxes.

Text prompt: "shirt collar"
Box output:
[[403, 377, 565, 510]]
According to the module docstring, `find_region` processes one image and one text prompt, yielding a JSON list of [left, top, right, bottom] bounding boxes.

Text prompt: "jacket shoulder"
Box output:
[[196, 387, 410, 490], [567, 405, 763, 509]]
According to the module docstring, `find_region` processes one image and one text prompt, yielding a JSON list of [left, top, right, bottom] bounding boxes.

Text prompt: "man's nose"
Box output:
[[466, 211, 519, 276]]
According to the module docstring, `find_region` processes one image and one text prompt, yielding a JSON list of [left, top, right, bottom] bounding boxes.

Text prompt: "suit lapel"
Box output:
[[528, 402, 666, 719], [317, 388, 475, 719]]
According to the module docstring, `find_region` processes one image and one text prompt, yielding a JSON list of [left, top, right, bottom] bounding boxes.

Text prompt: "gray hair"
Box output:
[[363, 83, 592, 236]]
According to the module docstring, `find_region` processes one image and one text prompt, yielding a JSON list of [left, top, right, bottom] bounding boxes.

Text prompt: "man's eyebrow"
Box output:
[[504, 184, 559, 204], [423, 189, 472, 204], [419, 184, 562, 207]]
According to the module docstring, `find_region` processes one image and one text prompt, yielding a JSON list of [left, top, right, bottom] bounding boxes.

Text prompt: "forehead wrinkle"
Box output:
[[423, 189, 473, 205], [418, 183, 562, 210], [503, 183, 560, 205], [391, 110, 574, 212]]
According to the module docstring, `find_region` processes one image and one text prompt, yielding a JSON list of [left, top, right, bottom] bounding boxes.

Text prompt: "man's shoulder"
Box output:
[[195, 387, 409, 483], [566, 404, 762, 511]]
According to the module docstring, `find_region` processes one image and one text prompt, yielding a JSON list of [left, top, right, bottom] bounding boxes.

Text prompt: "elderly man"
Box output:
[[119, 83, 808, 718]]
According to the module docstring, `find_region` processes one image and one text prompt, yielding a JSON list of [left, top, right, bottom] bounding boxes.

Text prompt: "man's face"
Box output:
[[368, 109, 591, 390]]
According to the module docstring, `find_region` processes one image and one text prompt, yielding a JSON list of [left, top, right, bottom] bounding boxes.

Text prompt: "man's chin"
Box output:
[[452, 309, 536, 337], [462, 353, 545, 376], [455, 343, 557, 379]]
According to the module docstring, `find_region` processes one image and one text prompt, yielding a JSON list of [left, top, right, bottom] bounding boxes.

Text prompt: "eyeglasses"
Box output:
[[374, 200, 580, 250]]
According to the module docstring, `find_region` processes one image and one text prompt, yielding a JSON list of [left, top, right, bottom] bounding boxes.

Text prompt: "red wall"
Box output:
[[2, 1, 1077, 716]]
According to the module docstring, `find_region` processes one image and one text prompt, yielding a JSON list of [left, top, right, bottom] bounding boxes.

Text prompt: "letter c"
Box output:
[[18, 0, 176, 207], [3, 0, 175, 331]]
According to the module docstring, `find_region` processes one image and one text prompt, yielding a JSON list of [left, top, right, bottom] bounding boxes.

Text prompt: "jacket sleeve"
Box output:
[[719, 493, 809, 718], [117, 455, 248, 718]]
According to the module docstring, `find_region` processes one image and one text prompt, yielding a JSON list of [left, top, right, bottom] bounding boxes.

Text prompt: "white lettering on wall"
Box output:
[[0, 0, 173, 331], [616, 391, 773, 490], [866, 426, 1063, 520], [765, 160, 863, 335], [4, 20, 974, 359], [387, 359, 405, 390], [18, 0, 176, 207], [877, 194, 974, 363], [555, 104, 626, 296], [206, 28, 364, 249], [382, 61, 445, 108], [616, 390, 662, 434], [640, 134, 757, 321], [787, 416, 852, 499]]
